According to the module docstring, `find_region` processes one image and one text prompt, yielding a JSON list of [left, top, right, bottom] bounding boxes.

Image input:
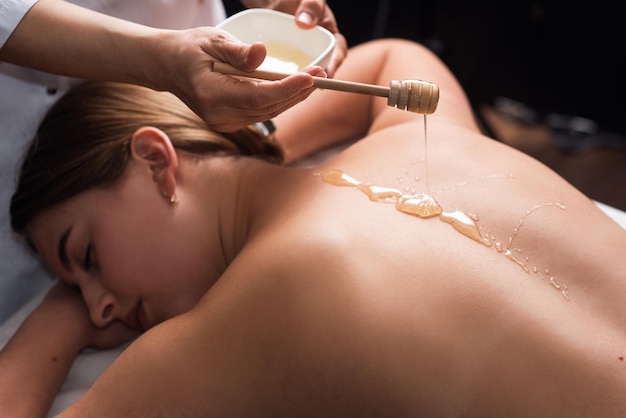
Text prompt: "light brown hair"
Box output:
[[10, 81, 283, 235]]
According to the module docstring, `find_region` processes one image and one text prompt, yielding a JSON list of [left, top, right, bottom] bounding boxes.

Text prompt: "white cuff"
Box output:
[[0, 0, 39, 48]]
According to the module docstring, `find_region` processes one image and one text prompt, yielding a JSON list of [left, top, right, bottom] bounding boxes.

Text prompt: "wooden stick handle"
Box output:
[[210, 62, 390, 98]]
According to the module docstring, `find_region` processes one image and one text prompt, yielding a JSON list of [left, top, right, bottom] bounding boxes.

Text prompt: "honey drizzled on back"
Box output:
[[319, 115, 569, 299]]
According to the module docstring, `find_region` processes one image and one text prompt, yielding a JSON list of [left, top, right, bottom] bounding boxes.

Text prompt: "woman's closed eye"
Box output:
[[84, 243, 93, 272]]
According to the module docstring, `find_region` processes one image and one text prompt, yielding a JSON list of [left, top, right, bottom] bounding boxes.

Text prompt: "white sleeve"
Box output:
[[0, 0, 39, 48]]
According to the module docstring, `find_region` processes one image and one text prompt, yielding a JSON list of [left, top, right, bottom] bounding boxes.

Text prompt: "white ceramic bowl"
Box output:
[[217, 9, 335, 73]]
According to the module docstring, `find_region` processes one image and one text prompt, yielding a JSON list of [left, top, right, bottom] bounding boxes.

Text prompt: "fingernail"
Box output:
[[297, 12, 314, 26]]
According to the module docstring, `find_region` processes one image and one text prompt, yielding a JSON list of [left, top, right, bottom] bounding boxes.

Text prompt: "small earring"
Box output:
[[169, 194, 179, 204]]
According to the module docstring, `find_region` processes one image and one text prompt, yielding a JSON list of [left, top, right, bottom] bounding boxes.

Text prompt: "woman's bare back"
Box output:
[[210, 117, 626, 416]]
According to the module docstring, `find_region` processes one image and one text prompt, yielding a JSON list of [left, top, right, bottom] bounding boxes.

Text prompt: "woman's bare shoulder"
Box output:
[[62, 232, 352, 416], [60, 275, 299, 416]]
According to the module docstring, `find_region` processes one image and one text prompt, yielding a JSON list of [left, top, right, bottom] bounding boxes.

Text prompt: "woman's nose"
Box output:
[[81, 281, 118, 328]]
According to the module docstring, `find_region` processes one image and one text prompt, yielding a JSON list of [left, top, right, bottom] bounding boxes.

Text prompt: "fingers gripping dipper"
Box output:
[[210, 62, 440, 115]]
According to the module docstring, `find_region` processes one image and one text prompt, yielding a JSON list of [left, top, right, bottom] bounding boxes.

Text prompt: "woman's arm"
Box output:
[[0, 282, 136, 418], [0, 0, 157, 83], [0, 0, 318, 132], [273, 38, 478, 163]]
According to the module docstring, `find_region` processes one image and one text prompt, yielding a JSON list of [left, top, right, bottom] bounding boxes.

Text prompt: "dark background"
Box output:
[[224, 0, 625, 138]]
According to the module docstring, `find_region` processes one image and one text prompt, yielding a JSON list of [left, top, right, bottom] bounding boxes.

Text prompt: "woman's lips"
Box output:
[[126, 300, 147, 332], [136, 300, 148, 332]]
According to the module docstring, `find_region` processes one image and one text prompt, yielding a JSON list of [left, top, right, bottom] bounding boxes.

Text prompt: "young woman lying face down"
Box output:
[[9, 39, 626, 417]]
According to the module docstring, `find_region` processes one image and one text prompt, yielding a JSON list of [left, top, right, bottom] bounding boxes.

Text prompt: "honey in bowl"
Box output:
[[260, 41, 313, 72]]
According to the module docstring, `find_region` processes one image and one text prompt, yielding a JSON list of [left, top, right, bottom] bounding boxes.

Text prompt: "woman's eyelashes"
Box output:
[[83, 243, 93, 272]]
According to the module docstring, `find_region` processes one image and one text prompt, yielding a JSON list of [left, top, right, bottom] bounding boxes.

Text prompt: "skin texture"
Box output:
[[0, 0, 346, 132], [3, 39, 626, 416]]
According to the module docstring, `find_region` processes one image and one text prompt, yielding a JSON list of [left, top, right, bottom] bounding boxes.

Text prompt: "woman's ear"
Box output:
[[130, 127, 179, 200]]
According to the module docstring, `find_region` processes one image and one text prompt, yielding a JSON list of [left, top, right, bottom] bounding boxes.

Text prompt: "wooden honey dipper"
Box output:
[[209, 62, 440, 115]]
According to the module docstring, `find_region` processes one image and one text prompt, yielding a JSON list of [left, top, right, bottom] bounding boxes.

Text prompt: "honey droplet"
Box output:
[[396, 194, 442, 218]]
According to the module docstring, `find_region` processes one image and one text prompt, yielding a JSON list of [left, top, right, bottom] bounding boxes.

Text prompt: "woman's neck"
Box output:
[[188, 155, 300, 273]]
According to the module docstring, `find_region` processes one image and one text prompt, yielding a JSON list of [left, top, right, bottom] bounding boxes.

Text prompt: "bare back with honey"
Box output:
[[261, 113, 626, 415]]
